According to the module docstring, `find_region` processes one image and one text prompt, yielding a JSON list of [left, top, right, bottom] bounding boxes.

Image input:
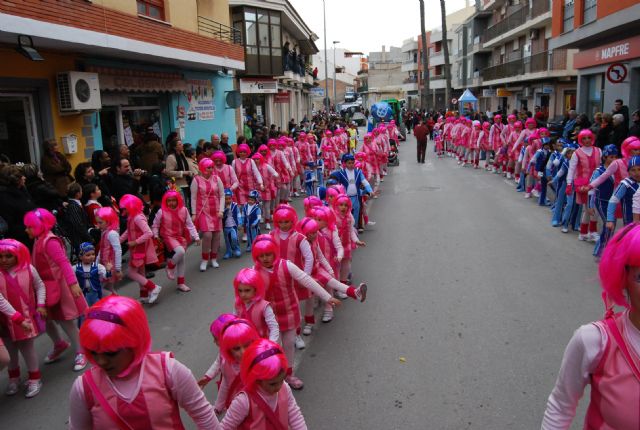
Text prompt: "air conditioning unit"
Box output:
[[57, 72, 101, 112], [530, 29, 540, 40]]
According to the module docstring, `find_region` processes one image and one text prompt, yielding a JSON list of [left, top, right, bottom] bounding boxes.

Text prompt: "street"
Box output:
[[0, 132, 601, 429]]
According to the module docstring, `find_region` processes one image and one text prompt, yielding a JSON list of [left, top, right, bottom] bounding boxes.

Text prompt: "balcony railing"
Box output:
[[483, 0, 550, 43], [482, 49, 566, 81], [430, 75, 445, 81], [403, 76, 418, 84], [198, 16, 242, 44]]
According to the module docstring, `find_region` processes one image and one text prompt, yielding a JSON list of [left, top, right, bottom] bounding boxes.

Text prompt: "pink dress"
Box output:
[[255, 260, 300, 332], [123, 213, 157, 267], [233, 158, 261, 205], [158, 206, 192, 250], [215, 164, 238, 191], [192, 174, 223, 232], [574, 146, 601, 205], [270, 231, 309, 301], [0, 267, 40, 341]]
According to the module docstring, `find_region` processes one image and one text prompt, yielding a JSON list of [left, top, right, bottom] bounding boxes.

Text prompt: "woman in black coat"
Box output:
[[0, 164, 36, 245]]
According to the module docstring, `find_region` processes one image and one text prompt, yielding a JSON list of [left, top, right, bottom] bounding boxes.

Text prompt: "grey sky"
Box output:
[[289, 0, 470, 55]]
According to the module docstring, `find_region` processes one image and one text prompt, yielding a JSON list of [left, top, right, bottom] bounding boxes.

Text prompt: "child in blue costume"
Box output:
[[590, 145, 617, 257], [222, 189, 242, 259], [606, 155, 640, 232], [242, 190, 262, 252], [303, 162, 316, 197], [551, 142, 577, 228], [531, 137, 552, 206], [75, 242, 110, 327]]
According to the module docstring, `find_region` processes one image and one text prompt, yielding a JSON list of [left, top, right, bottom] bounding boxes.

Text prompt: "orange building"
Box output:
[[550, 0, 640, 118]]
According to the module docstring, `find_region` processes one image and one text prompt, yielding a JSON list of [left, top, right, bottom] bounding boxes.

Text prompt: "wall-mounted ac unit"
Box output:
[[530, 29, 539, 40], [57, 72, 101, 112]]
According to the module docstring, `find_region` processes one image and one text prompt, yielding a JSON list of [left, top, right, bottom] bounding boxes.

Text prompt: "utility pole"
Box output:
[[333, 41, 340, 108], [322, 0, 329, 110]]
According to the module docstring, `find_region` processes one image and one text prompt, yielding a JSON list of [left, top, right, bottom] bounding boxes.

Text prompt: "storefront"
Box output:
[[239, 78, 278, 127], [574, 35, 640, 119]]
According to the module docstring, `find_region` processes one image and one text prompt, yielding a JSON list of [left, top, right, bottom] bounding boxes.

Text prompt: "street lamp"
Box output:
[[322, 0, 329, 110], [333, 40, 340, 109]]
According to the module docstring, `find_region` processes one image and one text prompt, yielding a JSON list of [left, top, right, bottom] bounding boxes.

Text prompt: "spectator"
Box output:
[[220, 132, 235, 165], [165, 139, 196, 206], [574, 114, 592, 133], [612, 113, 628, 149], [562, 110, 578, 139], [135, 130, 164, 174], [197, 141, 214, 162], [74, 161, 113, 208], [414, 119, 429, 164], [23, 163, 63, 212], [629, 109, 640, 138], [90, 150, 111, 179], [0, 163, 35, 244], [108, 158, 142, 203], [60, 182, 92, 257], [613, 99, 630, 126], [40, 138, 73, 197], [596, 113, 613, 149], [591, 112, 603, 135], [211, 134, 221, 151]]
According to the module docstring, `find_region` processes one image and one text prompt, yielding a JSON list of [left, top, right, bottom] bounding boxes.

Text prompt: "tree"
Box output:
[[440, 0, 452, 112], [419, 0, 430, 110]]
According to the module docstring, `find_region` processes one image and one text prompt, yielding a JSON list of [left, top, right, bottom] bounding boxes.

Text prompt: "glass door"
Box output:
[[0, 94, 39, 164]]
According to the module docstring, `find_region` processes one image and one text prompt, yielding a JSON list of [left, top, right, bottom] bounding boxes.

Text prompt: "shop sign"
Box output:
[[482, 89, 497, 97], [240, 79, 278, 94], [542, 86, 554, 94], [100, 74, 189, 92], [185, 79, 215, 121], [274, 92, 290, 103], [310, 87, 325, 97], [573, 35, 640, 69], [496, 88, 512, 97]]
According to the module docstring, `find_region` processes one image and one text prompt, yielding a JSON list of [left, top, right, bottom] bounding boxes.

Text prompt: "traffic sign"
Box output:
[[451, 98, 458, 105], [606, 63, 628, 84]]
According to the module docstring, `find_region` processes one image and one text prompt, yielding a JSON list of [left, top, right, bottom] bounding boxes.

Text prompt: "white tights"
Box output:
[[46, 319, 80, 354], [5, 337, 38, 374], [339, 259, 352, 282], [281, 329, 296, 374], [170, 246, 186, 278], [201, 231, 221, 258]]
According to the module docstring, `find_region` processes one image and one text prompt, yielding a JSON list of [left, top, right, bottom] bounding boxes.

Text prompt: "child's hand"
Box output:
[[69, 283, 83, 298], [105, 263, 113, 271], [218, 212, 223, 219], [356, 240, 366, 247], [191, 214, 197, 222], [20, 320, 33, 332], [195, 239, 201, 246], [36, 307, 47, 318], [327, 297, 342, 308], [606, 221, 615, 230], [127, 241, 137, 248], [197, 377, 210, 389]]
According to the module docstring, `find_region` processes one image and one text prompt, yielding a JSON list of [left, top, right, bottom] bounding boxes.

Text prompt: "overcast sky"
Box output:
[[289, 0, 471, 55]]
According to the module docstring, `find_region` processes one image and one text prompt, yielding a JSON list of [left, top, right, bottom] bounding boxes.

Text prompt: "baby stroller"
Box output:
[[388, 142, 399, 166]]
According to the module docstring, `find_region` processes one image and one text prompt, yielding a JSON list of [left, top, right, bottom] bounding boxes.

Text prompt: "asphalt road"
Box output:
[[0, 131, 602, 429]]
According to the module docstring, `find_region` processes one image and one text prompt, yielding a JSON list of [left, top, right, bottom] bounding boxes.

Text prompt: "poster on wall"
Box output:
[[185, 79, 215, 121]]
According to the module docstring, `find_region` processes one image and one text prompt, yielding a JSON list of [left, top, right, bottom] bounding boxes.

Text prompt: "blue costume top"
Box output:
[[553, 157, 570, 187], [531, 148, 550, 173], [223, 202, 240, 228], [589, 165, 615, 210], [242, 203, 261, 228], [545, 151, 562, 178], [607, 177, 639, 224], [331, 168, 373, 198], [75, 262, 101, 295]]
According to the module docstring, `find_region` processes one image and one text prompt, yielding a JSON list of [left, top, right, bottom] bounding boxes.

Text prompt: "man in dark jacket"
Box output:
[[0, 164, 36, 245], [629, 110, 640, 138], [414, 119, 429, 164]]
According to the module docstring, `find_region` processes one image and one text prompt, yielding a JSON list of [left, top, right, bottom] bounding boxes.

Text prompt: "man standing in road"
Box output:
[[414, 119, 429, 164]]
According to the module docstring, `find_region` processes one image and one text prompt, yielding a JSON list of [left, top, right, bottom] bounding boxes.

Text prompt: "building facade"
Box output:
[[401, 38, 420, 110], [361, 46, 405, 107], [550, 0, 640, 119], [0, 0, 244, 166], [230, 0, 318, 130]]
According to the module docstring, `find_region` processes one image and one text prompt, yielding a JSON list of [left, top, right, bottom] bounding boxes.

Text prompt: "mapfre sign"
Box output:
[[574, 35, 640, 69], [239, 79, 278, 94]]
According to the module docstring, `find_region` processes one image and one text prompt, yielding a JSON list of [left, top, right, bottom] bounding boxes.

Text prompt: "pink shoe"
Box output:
[[44, 340, 70, 364], [286, 375, 304, 390], [177, 284, 191, 292], [165, 263, 176, 280]]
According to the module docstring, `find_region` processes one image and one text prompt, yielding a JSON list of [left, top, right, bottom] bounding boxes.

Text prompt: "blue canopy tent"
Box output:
[[458, 89, 478, 116]]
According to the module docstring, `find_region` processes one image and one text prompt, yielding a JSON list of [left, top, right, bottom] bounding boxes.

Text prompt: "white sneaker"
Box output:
[[322, 308, 334, 323], [265, 222, 271, 231], [211, 259, 220, 269], [561, 227, 569, 233], [147, 285, 162, 304], [589, 232, 600, 243], [367, 221, 376, 226], [242, 234, 247, 242], [524, 192, 531, 199], [199, 260, 208, 272], [335, 290, 348, 300], [302, 324, 313, 336], [532, 189, 540, 198], [295, 335, 306, 350], [5, 379, 19, 396], [73, 353, 87, 372], [578, 234, 589, 241], [293, 192, 300, 197], [24, 380, 42, 398], [139, 296, 149, 304]]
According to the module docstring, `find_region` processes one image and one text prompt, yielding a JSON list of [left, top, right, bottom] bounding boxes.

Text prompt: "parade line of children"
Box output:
[[0, 122, 400, 429], [432, 113, 640, 259]]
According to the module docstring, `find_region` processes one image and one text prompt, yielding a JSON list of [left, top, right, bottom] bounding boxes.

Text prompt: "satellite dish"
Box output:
[[225, 90, 242, 109]]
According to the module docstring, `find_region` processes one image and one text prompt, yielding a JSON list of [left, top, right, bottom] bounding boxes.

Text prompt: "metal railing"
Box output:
[[429, 75, 445, 81], [483, 50, 553, 81], [403, 76, 418, 84], [483, 0, 550, 42], [197, 16, 242, 45]]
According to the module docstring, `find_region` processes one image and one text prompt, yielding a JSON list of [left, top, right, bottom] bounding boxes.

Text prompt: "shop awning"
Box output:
[[87, 66, 189, 93]]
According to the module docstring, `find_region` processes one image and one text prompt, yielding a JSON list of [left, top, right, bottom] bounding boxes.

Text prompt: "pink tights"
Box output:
[[339, 259, 352, 282], [281, 329, 297, 375], [201, 231, 221, 259]]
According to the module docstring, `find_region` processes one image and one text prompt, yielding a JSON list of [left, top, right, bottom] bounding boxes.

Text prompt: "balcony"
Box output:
[[401, 60, 419, 72], [430, 51, 445, 66], [481, 49, 569, 83], [401, 40, 418, 52], [482, 0, 550, 47], [198, 16, 242, 44]]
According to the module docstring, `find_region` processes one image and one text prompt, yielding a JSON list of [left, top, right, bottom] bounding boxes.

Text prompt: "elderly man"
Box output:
[[612, 113, 628, 149], [220, 132, 235, 164], [563, 110, 577, 139]]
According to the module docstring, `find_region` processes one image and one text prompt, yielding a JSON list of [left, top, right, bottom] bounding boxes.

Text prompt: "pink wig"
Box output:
[[267, 139, 277, 149], [251, 234, 279, 265], [333, 194, 353, 212], [240, 339, 288, 392], [119, 194, 143, 217], [538, 127, 549, 137], [599, 223, 640, 308], [303, 196, 322, 216], [364, 133, 373, 143], [355, 151, 367, 161], [273, 204, 298, 225], [577, 129, 595, 146], [219, 318, 259, 363], [0, 239, 31, 270], [330, 184, 346, 195], [312, 206, 336, 231], [79, 296, 150, 377], [233, 268, 265, 310], [482, 122, 491, 130], [324, 130, 332, 137], [296, 217, 319, 237], [236, 143, 251, 155], [621, 137, 640, 160], [325, 187, 340, 203], [525, 118, 537, 128], [161, 190, 184, 212], [494, 114, 502, 122], [95, 207, 119, 231], [276, 139, 286, 149], [251, 153, 264, 163], [209, 313, 237, 341], [507, 114, 516, 122], [372, 128, 380, 136], [211, 151, 226, 163], [258, 144, 270, 153], [199, 157, 214, 174], [514, 121, 523, 130], [24, 208, 56, 238]]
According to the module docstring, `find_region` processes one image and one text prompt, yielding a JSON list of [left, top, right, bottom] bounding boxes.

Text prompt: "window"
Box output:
[[583, 0, 597, 24], [137, 0, 164, 20], [563, 0, 574, 33], [238, 7, 283, 76]]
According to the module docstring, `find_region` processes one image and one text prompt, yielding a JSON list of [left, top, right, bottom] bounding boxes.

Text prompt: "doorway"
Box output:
[[0, 94, 39, 164]]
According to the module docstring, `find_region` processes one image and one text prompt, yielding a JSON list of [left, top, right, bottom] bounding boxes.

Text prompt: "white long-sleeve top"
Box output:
[[234, 301, 280, 343], [590, 158, 623, 189], [0, 265, 46, 314], [190, 175, 225, 217], [277, 231, 313, 274], [264, 163, 279, 180], [263, 261, 331, 302], [313, 241, 335, 276], [97, 230, 122, 272], [567, 146, 595, 185], [69, 356, 220, 430], [204, 354, 221, 380], [221, 383, 306, 430], [214, 166, 239, 191], [325, 228, 344, 261], [231, 158, 263, 187], [151, 209, 200, 242], [541, 311, 640, 429]]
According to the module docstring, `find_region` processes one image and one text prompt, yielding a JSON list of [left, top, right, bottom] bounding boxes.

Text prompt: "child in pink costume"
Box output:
[[312, 205, 344, 277], [232, 143, 264, 205], [70, 296, 220, 429], [212, 150, 239, 193], [198, 313, 236, 390], [24, 208, 88, 372], [0, 239, 46, 398], [273, 139, 294, 204], [542, 224, 640, 429], [507, 121, 523, 180], [214, 318, 259, 415], [233, 268, 280, 342], [566, 129, 602, 240], [95, 207, 122, 295], [480, 121, 492, 170], [119, 195, 163, 304], [222, 339, 307, 429], [251, 234, 340, 390], [191, 158, 225, 271], [333, 194, 366, 287], [523, 130, 541, 198], [467, 121, 482, 168], [590, 136, 640, 191], [152, 190, 200, 292], [297, 217, 367, 325], [362, 133, 380, 193], [252, 152, 279, 230], [489, 115, 504, 172]]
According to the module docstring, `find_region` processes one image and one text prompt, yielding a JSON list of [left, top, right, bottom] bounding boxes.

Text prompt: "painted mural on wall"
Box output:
[[185, 79, 215, 121]]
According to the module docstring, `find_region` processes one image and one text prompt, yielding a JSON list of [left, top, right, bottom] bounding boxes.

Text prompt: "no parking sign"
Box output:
[[606, 63, 627, 84]]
